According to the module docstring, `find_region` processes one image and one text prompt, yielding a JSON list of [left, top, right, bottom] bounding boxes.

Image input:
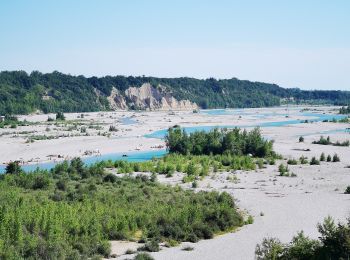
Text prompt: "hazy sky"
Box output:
[[0, 0, 349, 90]]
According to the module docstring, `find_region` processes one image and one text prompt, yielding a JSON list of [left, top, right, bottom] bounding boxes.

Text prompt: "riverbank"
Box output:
[[0, 106, 347, 167], [0, 105, 349, 259]]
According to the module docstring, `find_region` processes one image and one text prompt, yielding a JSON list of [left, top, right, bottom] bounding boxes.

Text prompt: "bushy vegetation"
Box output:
[[313, 136, 331, 145], [327, 154, 332, 162], [134, 253, 154, 260], [325, 116, 350, 123], [332, 153, 340, 162], [310, 157, 320, 165], [0, 158, 243, 259], [1, 71, 350, 114], [312, 136, 349, 147], [287, 159, 298, 165], [278, 164, 296, 177], [166, 127, 274, 158], [339, 106, 350, 114], [0, 114, 29, 128], [255, 216, 350, 260], [320, 152, 326, 161], [345, 186, 350, 194], [299, 155, 308, 164], [107, 153, 258, 183], [56, 111, 65, 120]]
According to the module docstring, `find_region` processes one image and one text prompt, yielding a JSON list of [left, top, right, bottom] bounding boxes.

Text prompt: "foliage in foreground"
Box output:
[[0, 158, 243, 259], [255, 216, 350, 260]]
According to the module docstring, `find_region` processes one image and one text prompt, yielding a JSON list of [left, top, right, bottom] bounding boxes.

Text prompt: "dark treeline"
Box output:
[[256, 216, 350, 260], [0, 158, 243, 259], [165, 127, 274, 158], [1, 70, 350, 114]]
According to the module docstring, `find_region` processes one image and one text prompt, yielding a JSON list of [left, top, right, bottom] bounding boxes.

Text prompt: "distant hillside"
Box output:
[[0, 71, 349, 114]]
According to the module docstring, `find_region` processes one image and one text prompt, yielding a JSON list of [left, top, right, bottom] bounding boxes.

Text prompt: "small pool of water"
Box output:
[[301, 128, 350, 137], [121, 117, 137, 125]]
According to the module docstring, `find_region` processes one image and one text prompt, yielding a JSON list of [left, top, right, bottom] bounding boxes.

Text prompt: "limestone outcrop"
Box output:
[[107, 83, 198, 111]]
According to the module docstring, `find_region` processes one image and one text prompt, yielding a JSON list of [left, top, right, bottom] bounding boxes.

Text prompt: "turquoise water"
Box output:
[[145, 112, 347, 139], [301, 128, 350, 137], [0, 149, 166, 174]]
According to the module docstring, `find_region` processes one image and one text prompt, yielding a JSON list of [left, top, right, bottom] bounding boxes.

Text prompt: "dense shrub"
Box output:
[[313, 136, 331, 145], [299, 156, 308, 164], [339, 106, 350, 114], [0, 159, 243, 259], [345, 186, 350, 194], [134, 253, 155, 260], [165, 127, 274, 158], [5, 161, 23, 174], [320, 152, 326, 161], [256, 216, 350, 260], [310, 157, 320, 165], [103, 173, 117, 183], [287, 159, 298, 165], [332, 154, 340, 162], [138, 239, 160, 252], [313, 136, 349, 147], [56, 112, 65, 120], [278, 164, 288, 176]]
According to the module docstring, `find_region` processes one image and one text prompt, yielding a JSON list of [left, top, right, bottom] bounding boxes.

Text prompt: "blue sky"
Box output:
[[0, 0, 349, 90]]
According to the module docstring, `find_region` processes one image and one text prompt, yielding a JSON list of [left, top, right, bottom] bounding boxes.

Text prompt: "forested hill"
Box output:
[[0, 70, 349, 114]]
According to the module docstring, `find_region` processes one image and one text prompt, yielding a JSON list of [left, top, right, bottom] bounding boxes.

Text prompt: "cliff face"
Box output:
[[108, 83, 198, 111], [107, 87, 128, 110]]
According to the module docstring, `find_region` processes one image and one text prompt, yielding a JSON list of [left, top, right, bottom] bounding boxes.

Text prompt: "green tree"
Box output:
[[5, 161, 23, 174]]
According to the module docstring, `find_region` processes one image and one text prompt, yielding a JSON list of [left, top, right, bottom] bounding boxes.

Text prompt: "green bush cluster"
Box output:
[[56, 112, 65, 121], [287, 159, 298, 165], [0, 114, 29, 128], [345, 186, 350, 194], [0, 158, 243, 259], [299, 155, 308, 164], [307, 154, 340, 165], [310, 157, 320, 165], [313, 136, 349, 147], [107, 153, 258, 179], [339, 106, 350, 114], [278, 164, 297, 177], [255, 216, 350, 260], [166, 127, 274, 158]]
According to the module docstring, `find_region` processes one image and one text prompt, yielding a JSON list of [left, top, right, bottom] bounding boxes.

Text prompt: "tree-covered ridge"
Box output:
[[0, 158, 243, 259], [1, 70, 350, 114]]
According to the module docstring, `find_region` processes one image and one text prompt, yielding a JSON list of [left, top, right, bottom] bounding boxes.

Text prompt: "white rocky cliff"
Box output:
[[107, 83, 198, 111]]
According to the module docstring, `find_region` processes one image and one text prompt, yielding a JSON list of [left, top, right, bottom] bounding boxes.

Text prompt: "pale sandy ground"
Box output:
[[1, 106, 349, 259], [0, 105, 346, 165]]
